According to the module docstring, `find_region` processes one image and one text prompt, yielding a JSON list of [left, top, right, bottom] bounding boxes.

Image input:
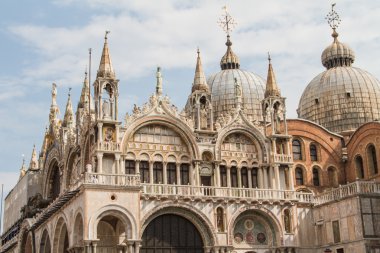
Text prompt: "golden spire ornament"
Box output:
[[217, 6, 237, 36]]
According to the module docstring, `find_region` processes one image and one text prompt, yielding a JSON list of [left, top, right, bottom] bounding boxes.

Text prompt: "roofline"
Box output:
[[287, 118, 344, 138]]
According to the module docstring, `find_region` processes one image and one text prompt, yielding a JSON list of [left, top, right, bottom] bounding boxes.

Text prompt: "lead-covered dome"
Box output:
[[207, 36, 265, 121], [298, 30, 380, 133]]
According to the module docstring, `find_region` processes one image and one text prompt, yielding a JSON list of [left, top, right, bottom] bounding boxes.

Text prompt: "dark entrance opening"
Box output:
[[141, 214, 204, 253]]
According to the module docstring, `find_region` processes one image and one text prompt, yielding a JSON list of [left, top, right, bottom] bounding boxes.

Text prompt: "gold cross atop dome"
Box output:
[[218, 6, 237, 35], [325, 3, 341, 30]]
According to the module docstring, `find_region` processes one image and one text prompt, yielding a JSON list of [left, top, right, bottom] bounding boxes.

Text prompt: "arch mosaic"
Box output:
[[88, 204, 138, 240], [121, 117, 199, 160], [227, 207, 282, 246], [140, 203, 217, 247], [215, 127, 267, 164]]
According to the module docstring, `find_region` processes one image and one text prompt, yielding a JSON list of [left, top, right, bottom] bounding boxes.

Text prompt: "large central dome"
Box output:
[[298, 29, 380, 133], [207, 35, 265, 121]]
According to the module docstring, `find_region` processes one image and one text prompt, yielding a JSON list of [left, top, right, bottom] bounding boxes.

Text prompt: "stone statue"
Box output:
[[200, 106, 208, 129], [102, 100, 111, 118]]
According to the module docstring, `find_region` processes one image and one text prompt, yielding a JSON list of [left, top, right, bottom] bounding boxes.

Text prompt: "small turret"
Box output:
[[29, 145, 39, 170], [192, 49, 209, 93], [264, 53, 281, 98], [62, 89, 75, 129], [19, 156, 27, 180], [97, 31, 115, 79]]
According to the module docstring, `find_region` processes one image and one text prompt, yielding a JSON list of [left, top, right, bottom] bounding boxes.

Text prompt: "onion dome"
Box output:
[[321, 30, 355, 69], [298, 6, 380, 133], [220, 35, 240, 70]]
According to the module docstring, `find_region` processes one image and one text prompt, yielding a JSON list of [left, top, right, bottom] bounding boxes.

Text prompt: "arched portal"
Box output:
[[97, 215, 126, 252], [40, 230, 51, 253], [141, 214, 204, 253], [53, 218, 69, 253]]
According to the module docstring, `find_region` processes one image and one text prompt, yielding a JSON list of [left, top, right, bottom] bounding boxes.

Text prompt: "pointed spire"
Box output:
[[97, 31, 115, 78], [63, 88, 75, 128], [265, 53, 281, 98], [78, 71, 90, 109], [19, 155, 27, 179], [49, 83, 60, 125], [29, 145, 39, 170], [192, 48, 209, 93], [156, 67, 163, 97]]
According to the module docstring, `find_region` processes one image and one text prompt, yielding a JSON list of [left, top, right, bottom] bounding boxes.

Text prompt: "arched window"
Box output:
[[355, 155, 364, 179], [312, 167, 320, 186], [241, 167, 248, 188], [180, 164, 189, 185], [284, 209, 292, 233], [125, 160, 135, 174], [310, 144, 318, 161], [220, 166, 227, 187], [231, 166, 238, 188], [140, 161, 149, 183], [216, 207, 225, 232], [167, 163, 177, 184], [252, 167, 258, 188], [295, 167, 304, 185], [292, 140, 302, 160], [328, 167, 338, 187], [367, 145, 378, 175], [153, 162, 163, 183]]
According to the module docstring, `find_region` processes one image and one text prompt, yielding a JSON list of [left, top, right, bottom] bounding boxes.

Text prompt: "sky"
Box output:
[[1, 0, 380, 194]]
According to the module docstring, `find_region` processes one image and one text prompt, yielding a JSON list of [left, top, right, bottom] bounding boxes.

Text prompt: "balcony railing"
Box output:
[[273, 154, 292, 163], [97, 141, 120, 152], [83, 173, 140, 187], [314, 180, 380, 206], [141, 184, 314, 203], [70, 173, 379, 205]]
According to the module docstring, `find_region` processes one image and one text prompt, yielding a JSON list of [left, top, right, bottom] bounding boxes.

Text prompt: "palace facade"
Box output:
[[1, 7, 380, 253]]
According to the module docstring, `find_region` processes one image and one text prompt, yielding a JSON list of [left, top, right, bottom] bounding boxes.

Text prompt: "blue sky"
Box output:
[[1, 0, 380, 193]]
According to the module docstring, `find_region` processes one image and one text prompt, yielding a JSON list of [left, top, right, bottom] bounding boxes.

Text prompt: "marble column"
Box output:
[[149, 161, 154, 184], [258, 167, 263, 188], [176, 162, 181, 185], [237, 166, 242, 188], [263, 166, 268, 189], [135, 160, 140, 174], [269, 166, 274, 189], [97, 153, 103, 173], [226, 165, 231, 188], [274, 165, 280, 189], [288, 165, 295, 190], [163, 162, 167, 184], [248, 168, 252, 188], [97, 123, 103, 142], [215, 162, 221, 187]]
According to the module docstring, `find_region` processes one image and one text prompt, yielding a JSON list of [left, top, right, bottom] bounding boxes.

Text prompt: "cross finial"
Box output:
[[105, 30, 110, 40], [217, 5, 237, 36], [268, 52, 271, 63], [325, 3, 341, 30]]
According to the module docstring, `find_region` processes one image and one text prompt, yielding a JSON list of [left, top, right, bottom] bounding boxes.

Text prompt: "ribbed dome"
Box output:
[[298, 67, 380, 133], [321, 31, 355, 69], [220, 35, 240, 70], [208, 69, 265, 121]]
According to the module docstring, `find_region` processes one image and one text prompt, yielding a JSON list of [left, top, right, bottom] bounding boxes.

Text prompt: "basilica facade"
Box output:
[[1, 7, 380, 253]]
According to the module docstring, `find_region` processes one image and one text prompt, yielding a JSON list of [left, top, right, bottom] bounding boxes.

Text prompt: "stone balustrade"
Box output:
[[141, 183, 314, 204], [314, 180, 380, 206], [273, 154, 293, 163], [83, 173, 141, 187]]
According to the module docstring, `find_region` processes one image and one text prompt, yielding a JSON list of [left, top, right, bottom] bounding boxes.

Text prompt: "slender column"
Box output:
[[215, 162, 221, 187], [115, 154, 120, 174], [283, 111, 288, 134], [248, 168, 252, 188], [127, 241, 134, 253], [237, 166, 242, 188], [84, 241, 91, 253], [149, 161, 154, 184], [97, 123, 103, 142], [189, 163, 194, 185], [269, 166, 275, 189], [135, 160, 140, 174], [274, 165, 280, 189], [99, 97, 103, 119], [92, 242, 97, 253], [194, 161, 200, 186], [258, 167, 263, 188], [115, 125, 120, 142], [163, 162, 167, 184], [226, 165, 231, 187], [134, 241, 141, 253], [176, 162, 181, 185], [288, 165, 295, 190], [263, 166, 268, 189], [120, 157, 125, 174], [196, 104, 201, 130], [97, 153, 103, 173]]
